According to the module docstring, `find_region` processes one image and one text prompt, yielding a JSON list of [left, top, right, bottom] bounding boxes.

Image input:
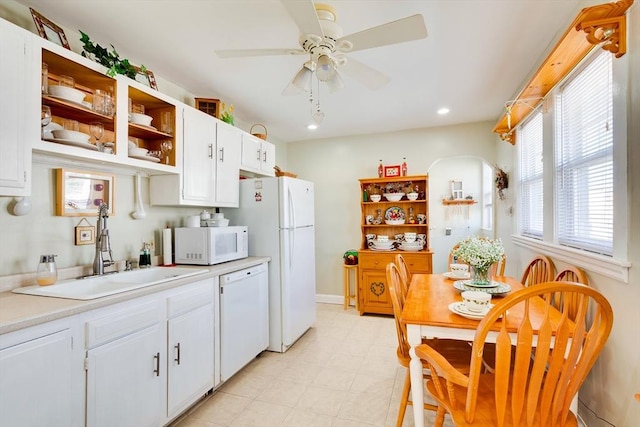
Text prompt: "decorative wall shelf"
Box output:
[[442, 199, 476, 205], [493, 0, 634, 144]]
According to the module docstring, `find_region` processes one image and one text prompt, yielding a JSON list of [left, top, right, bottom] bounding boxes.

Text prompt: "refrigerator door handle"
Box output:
[[288, 228, 294, 269], [287, 186, 295, 229]]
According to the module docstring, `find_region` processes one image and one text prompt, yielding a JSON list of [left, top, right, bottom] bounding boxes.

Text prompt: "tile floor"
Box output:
[[171, 303, 454, 427]]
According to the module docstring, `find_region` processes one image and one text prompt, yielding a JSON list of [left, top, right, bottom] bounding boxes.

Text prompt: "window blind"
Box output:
[[518, 111, 544, 239], [556, 51, 613, 256]]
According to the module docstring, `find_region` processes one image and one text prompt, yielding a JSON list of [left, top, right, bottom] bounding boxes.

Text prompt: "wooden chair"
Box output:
[[386, 263, 473, 427], [416, 281, 614, 427], [553, 266, 589, 321], [394, 254, 411, 296], [521, 255, 555, 287]]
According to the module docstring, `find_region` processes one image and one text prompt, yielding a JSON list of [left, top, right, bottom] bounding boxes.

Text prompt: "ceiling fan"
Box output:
[[215, 1, 428, 94]]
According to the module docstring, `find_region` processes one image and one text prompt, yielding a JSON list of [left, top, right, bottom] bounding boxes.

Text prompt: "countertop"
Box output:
[[0, 257, 270, 335]]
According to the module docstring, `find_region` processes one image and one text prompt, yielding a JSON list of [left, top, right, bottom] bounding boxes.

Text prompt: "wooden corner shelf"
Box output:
[[442, 199, 477, 205]]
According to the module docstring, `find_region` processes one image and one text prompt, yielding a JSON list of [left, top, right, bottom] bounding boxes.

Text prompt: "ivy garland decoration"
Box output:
[[79, 31, 143, 79]]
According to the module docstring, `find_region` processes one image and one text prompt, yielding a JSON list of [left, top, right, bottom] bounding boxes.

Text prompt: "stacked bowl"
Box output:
[[369, 236, 394, 251]]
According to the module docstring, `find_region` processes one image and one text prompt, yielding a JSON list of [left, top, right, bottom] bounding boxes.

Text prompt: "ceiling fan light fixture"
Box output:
[[315, 54, 335, 82], [292, 64, 313, 91], [327, 70, 344, 93]]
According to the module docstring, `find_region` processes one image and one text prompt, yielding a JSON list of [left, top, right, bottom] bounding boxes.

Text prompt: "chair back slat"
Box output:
[[395, 254, 411, 297], [521, 255, 555, 287], [459, 282, 613, 426], [386, 263, 410, 361]]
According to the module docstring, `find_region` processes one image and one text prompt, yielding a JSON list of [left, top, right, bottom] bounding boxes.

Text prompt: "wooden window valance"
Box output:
[[494, 0, 634, 144]]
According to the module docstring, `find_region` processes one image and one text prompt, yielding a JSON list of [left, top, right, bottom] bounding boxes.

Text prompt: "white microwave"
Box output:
[[174, 226, 248, 265]]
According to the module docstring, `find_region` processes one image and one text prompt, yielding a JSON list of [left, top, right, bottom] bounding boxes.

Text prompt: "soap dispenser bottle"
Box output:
[[36, 254, 58, 286], [139, 242, 151, 268]]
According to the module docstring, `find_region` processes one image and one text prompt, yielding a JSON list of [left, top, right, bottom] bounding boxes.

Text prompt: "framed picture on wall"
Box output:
[[30, 8, 70, 49], [132, 66, 158, 90], [383, 165, 401, 178]]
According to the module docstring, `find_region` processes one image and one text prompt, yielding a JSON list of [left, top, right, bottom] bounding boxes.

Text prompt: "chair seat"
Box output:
[[426, 374, 578, 427]]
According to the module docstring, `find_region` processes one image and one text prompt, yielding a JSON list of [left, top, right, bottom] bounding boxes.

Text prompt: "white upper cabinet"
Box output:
[[240, 133, 275, 177], [214, 121, 241, 207], [0, 19, 37, 196]]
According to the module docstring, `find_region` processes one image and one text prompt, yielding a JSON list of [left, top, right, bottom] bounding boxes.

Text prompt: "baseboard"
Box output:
[[316, 294, 351, 305]]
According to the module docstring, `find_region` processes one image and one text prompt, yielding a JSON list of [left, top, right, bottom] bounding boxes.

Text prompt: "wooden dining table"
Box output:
[[401, 273, 571, 427]]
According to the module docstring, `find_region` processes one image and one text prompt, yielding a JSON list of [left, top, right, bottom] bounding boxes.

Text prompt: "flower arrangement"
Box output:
[[220, 102, 235, 125], [452, 236, 504, 269], [452, 236, 504, 284]]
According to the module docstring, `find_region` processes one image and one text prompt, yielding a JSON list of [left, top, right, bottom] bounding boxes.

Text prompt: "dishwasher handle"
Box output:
[[220, 264, 267, 284]]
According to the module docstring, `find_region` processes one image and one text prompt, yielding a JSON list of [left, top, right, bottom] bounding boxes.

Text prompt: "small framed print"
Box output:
[[133, 66, 158, 90], [384, 165, 401, 178], [30, 8, 70, 49], [56, 168, 115, 216], [75, 225, 95, 246]]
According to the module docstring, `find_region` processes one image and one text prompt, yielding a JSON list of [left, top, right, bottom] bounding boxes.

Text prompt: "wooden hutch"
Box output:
[[357, 175, 433, 315]]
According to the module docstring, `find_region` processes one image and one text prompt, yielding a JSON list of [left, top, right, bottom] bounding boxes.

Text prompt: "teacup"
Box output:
[[417, 214, 426, 224], [404, 232, 416, 243], [461, 291, 491, 313], [417, 234, 427, 243], [449, 263, 469, 277]]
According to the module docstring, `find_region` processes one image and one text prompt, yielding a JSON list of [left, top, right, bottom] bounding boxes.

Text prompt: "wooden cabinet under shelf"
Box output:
[[357, 175, 433, 315]]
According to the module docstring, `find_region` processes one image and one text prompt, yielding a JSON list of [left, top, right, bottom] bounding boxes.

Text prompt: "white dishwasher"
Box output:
[[220, 263, 269, 381]]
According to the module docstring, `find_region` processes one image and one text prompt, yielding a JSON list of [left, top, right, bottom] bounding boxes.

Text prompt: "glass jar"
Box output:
[[36, 254, 58, 286]]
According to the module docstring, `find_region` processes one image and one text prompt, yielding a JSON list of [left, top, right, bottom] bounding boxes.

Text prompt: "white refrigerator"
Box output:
[[224, 177, 316, 352]]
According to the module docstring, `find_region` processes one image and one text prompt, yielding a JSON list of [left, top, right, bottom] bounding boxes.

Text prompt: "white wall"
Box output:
[[286, 121, 496, 296]]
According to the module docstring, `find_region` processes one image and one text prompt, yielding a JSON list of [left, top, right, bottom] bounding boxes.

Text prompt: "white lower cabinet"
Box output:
[[0, 320, 84, 427], [85, 278, 215, 427], [166, 282, 214, 419], [85, 300, 165, 427]]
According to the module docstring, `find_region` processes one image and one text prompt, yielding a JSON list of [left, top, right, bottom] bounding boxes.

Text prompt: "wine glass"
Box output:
[[89, 122, 104, 149], [160, 140, 173, 164], [41, 106, 51, 138]]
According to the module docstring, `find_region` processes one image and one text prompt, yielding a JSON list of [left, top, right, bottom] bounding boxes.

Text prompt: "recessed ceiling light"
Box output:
[[307, 123, 318, 130], [437, 107, 450, 115]]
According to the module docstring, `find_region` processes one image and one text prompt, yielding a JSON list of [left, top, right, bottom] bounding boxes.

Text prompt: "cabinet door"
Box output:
[[182, 107, 216, 204], [0, 329, 75, 426], [214, 121, 241, 206], [359, 269, 393, 315], [167, 304, 214, 418], [86, 324, 164, 427], [260, 140, 276, 175], [0, 20, 35, 196], [240, 133, 262, 172]]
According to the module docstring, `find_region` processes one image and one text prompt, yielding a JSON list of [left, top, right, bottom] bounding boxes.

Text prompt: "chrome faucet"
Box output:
[[93, 202, 114, 275]]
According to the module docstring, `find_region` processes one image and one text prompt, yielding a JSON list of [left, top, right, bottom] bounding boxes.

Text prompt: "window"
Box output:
[[555, 52, 613, 255], [514, 49, 628, 281], [517, 111, 543, 239]]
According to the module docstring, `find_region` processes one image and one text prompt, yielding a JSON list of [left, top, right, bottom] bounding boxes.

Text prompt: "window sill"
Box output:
[[511, 235, 631, 283]]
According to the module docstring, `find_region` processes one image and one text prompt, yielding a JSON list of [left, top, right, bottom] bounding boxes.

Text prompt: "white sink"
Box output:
[[12, 267, 209, 300]]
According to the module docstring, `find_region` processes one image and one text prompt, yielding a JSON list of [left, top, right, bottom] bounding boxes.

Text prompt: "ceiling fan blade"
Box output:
[[216, 48, 305, 58], [340, 57, 390, 91], [338, 14, 427, 53], [281, 0, 324, 38]]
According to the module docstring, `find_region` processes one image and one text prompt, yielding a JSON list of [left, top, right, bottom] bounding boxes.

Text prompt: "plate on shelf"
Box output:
[[453, 281, 511, 295], [129, 154, 161, 163], [370, 247, 395, 252], [448, 302, 498, 320], [43, 138, 98, 151], [443, 271, 471, 280], [48, 94, 90, 109], [130, 123, 158, 131], [384, 206, 405, 221]]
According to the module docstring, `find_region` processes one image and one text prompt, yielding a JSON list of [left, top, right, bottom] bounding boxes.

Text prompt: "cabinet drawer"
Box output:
[[401, 253, 432, 273], [358, 252, 395, 269], [86, 301, 162, 349], [167, 279, 213, 318]]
